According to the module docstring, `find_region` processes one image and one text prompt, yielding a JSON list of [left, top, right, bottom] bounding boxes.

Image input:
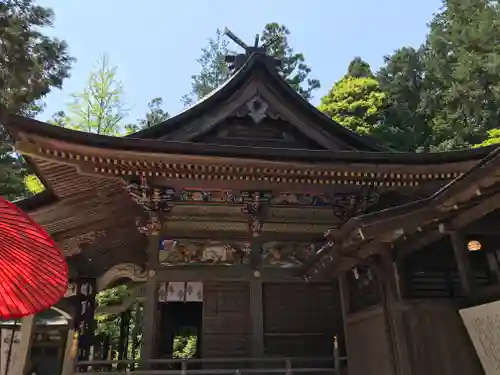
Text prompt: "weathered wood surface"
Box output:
[[401, 300, 483, 375], [202, 282, 251, 358], [345, 305, 394, 375], [263, 282, 340, 357], [344, 300, 484, 375]]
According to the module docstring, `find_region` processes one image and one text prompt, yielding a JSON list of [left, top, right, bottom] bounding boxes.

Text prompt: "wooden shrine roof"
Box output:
[[127, 53, 383, 151], [4, 51, 500, 279], [304, 146, 500, 279]]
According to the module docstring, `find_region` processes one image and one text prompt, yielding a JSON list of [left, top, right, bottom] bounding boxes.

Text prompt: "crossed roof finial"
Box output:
[[224, 28, 281, 72]]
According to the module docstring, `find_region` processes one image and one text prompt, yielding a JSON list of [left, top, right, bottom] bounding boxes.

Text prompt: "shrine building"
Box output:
[[3, 32, 500, 375]]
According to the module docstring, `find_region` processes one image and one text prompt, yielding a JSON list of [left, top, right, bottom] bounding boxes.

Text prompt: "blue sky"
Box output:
[[37, 0, 442, 123]]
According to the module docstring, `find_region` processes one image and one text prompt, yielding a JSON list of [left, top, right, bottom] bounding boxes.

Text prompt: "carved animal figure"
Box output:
[[201, 245, 227, 263]]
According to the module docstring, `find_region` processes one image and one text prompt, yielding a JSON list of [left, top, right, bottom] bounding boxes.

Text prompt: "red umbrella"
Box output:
[[0, 196, 68, 319]]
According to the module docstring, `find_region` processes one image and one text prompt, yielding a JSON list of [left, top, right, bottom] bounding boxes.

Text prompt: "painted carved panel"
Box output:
[[262, 242, 317, 266], [158, 237, 316, 267], [270, 193, 333, 207], [159, 238, 251, 265]]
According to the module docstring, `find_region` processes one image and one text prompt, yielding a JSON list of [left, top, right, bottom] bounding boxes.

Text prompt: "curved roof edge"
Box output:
[[128, 53, 384, 152], [337, 145, 500, 239], [2, 112, 498, 165]]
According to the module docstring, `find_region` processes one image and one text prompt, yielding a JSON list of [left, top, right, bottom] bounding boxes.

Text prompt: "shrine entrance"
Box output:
[[157, 281, 204, 364]]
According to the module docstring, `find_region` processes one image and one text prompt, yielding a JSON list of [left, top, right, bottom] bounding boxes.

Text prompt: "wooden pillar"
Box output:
[[10, 315, 35, 375], [139, 213, 161, 365], [61, 324, 76, 375], [74, 277, 97, 372], [374, 251, 412, 375], [242, 192, 268, 358], [337, 272, 350, 354], [250, 278, 264, 357], [450, 231, 477, 301]]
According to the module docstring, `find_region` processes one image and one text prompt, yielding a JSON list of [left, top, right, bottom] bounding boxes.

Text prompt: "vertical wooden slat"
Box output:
[[375, 251, 412, 375], [250, 279, 264, 357], [450, 231, 477, 301]]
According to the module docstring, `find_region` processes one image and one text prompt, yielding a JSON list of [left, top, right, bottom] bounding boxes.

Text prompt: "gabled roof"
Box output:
[[129, 53, 384, 152]]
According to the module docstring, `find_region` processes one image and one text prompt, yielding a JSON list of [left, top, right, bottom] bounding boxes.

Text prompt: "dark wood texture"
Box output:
[[195, 117, 326, 149], [344, 300, 485, 375], [399, 300, 483, 375], [450, 231, 478, 300], [202, 282, 251, 358], [345, 306, 394, 375], [263, 282, 340, 357]]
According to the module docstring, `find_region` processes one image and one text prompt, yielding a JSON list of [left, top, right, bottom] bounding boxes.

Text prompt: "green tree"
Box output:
[[0, 0, 73, 200], [473, 128, 500, 147], [125, 97, 170, 134], [347, 57, 373, 78], [423, 0, 500, 150], [51, 54, 128, 135], [181, 29, 232, 106], [319, 58, 387, 137], [376, 47, 431, 151], [182, 23, 320, 105], [260, 23, 320, 100]]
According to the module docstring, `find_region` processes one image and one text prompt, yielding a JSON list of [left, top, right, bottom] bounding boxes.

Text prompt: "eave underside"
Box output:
[[304, 146, 500, 280], [6, 117, 500, 279]]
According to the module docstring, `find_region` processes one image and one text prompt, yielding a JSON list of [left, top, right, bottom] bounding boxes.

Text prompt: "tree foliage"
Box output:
[[320, 0, 500, 152], [367, 0, 500, 151], [181, 29, 232, 107], [474, 128, 500, 147], [125, 97, 170, 134], [51, 54, 128, 135], [319, 58, 387, 137], [377, 47, 431, 151], [0, 0, 73, 200], [182, 23, 320, 105], [422, 0, 500, 150], [260, 23, 320, 100]]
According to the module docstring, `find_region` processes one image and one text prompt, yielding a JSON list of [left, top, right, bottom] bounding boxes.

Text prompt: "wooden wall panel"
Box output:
[[263, 282, 341, 357], [345, 306, 394, 375], [401, 300, 483, 375], [344, 301, 484, 375], [202, 281, 251, 357]]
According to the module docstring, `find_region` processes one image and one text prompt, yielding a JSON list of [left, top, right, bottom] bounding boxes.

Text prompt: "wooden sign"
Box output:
[[460, 300, 500, 375]]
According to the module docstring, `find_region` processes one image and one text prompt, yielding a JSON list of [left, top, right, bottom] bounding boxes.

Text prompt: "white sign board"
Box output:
[[460, 300, 500, 375], [0, 329, 21, 375], [185, 282, 203, 302], [167, 282, 186, 302]]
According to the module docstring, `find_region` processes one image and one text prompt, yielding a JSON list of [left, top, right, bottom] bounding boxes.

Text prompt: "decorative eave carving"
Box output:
[[16, 140, 467, 188], [58, 231, 105, 257], [97, 263, 147, 291], [233, 95, 285, 123]]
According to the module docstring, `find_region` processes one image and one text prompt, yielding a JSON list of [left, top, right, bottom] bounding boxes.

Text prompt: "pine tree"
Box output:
[[0, 0, 73, 200]]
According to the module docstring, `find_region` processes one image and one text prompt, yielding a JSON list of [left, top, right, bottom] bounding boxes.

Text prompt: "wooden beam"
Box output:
[[155, 265, 330, 282], [249, 279, 264, 357], [450, 231, 477, 301], [439, 192, 500, 232]]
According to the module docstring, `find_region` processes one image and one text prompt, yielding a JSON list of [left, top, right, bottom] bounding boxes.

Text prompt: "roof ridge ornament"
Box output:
[[224, 28, 281, 72]]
